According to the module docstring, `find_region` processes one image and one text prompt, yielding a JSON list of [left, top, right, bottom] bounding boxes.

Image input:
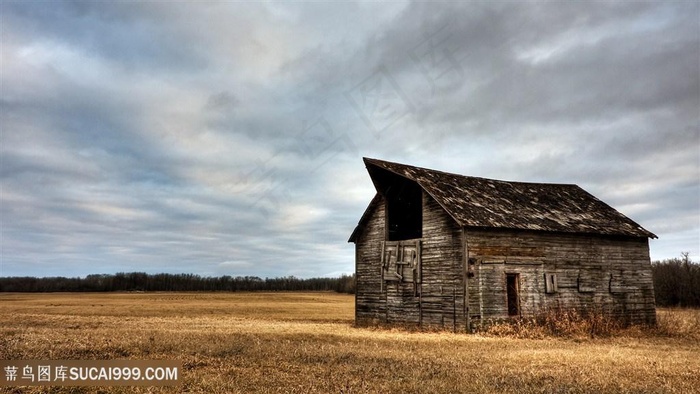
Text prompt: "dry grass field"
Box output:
[[1, 292, 699, 394]]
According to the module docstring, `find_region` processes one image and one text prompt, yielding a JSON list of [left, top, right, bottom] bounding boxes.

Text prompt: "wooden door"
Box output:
[[506, 273, 520, 316]]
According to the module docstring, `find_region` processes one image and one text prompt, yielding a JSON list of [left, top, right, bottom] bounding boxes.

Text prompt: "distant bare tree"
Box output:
[[652, 252, 700, 307]]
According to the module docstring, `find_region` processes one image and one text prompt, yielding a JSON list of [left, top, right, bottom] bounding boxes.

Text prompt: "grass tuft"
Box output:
[[482, 307, 627, 339]]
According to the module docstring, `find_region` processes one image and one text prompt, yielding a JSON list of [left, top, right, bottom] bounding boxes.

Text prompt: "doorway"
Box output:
[[506, 274, 520, 316]]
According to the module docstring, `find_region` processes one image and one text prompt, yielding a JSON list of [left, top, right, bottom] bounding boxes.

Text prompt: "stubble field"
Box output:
[[1, 292, 698, 393]]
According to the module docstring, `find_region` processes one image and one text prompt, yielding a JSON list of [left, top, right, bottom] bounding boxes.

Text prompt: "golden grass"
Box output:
[[482, 306, 700, 341], [1, 292, 698, 393]]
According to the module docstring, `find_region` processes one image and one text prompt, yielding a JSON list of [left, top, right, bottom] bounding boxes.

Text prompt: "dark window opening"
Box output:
[[386, 180, 422, 241], [366, 164, 422, 241], [506, 274, 520, 316]]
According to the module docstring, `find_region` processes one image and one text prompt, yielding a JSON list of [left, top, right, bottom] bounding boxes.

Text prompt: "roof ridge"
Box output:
[[363, 157, 580, 187], [357, 157, 656, 239]]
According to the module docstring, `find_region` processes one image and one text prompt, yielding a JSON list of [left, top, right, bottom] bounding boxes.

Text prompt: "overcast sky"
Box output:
[[2, 1, 698, 278]]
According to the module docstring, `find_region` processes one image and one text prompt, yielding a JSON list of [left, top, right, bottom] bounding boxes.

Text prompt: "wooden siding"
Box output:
[[465, 229, 656, 325], [419, 192, 465, 331], [355, 192, 467, 330], [355, 196, 386, 324]]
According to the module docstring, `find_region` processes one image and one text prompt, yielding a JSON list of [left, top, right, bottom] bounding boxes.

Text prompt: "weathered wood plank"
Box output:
[[466, 229, 656, 325]]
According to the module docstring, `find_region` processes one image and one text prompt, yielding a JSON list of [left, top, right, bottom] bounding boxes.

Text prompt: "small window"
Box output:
[[544, 273, 557, 294]]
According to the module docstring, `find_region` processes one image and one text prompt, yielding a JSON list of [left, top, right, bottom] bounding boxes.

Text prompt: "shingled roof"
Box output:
[[349, 157, 656, 242]]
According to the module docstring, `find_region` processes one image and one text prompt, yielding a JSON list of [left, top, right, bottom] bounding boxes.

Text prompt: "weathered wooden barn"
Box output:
[[349, 158, 657, 331]]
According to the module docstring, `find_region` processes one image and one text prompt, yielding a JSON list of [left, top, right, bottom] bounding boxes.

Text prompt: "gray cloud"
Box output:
[[1, 1, 698, 278]]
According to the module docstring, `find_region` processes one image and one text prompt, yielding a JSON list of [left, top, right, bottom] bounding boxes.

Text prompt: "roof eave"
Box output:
[[462, 225, 657, 239], [363, 157, 465, 227], [348, 193, 383, 243]]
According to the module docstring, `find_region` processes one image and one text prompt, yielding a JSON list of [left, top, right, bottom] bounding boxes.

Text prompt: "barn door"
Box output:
[[381, 240, 421, 287]]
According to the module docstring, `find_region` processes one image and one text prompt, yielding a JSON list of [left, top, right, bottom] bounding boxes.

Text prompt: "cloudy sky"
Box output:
[[2, 1, 698, 278]]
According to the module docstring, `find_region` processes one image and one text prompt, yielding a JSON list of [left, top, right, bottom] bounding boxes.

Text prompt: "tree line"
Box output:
[[1, 253, 697, 307], [0, 272, 356, 294], [652, 252, 699, 307]]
